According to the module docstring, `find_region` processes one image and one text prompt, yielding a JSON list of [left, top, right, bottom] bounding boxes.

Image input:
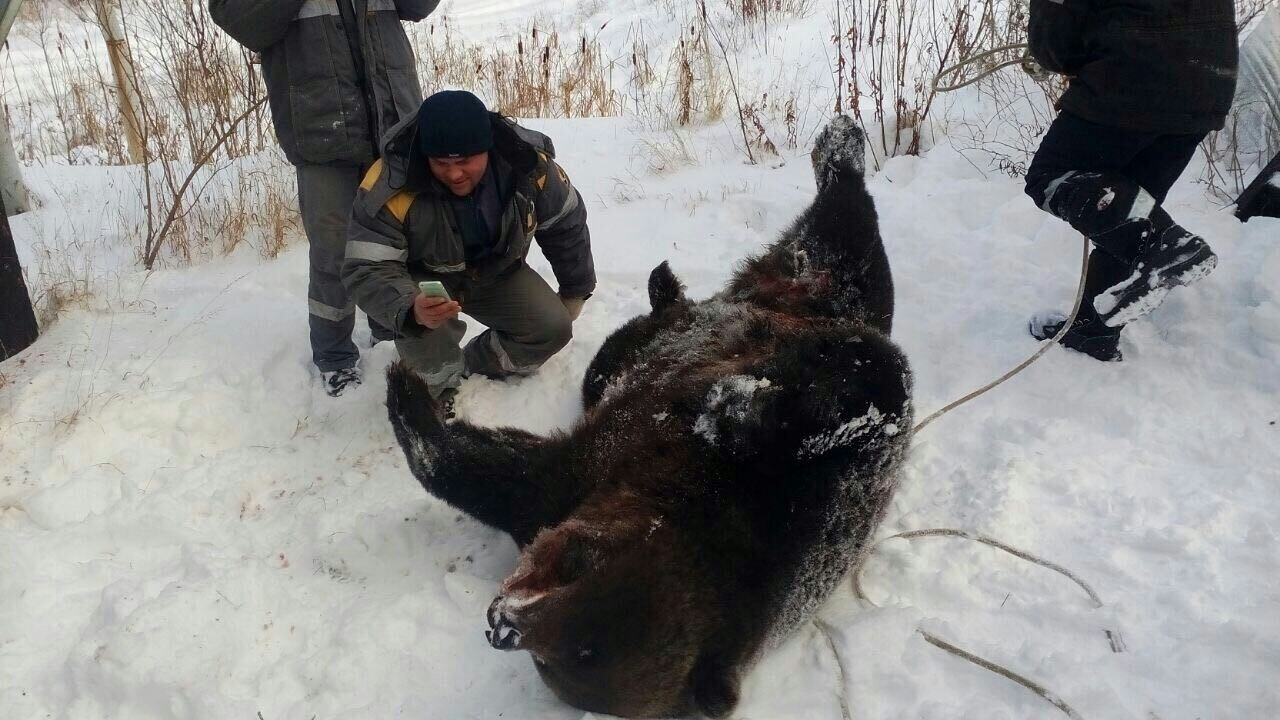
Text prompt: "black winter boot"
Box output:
[[1034, 171, 1217, 328], [1029, 311, 1123, 362], [1092, 222, 1217, 327]]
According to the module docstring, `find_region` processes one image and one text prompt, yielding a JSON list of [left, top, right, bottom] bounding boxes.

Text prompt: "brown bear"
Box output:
[[385, 115, 913, 718]]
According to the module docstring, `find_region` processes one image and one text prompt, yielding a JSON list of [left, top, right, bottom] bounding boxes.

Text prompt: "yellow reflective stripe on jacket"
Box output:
[[359, 159, 417, 224]]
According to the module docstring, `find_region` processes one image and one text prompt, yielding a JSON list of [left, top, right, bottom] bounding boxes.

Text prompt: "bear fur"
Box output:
[[385, 115, 913, 718]]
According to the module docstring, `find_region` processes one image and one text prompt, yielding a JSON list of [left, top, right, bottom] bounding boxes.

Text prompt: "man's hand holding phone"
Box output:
[[413, 281, 461, 329]]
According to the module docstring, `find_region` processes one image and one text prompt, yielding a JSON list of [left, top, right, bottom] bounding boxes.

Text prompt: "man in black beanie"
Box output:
[[343, 90, 595, 415]]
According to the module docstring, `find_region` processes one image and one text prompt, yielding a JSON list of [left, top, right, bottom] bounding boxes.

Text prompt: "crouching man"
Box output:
[[342, 90, 595, 414]]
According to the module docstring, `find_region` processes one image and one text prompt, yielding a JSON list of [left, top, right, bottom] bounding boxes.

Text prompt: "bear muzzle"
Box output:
[[486, 595, 524, 650]]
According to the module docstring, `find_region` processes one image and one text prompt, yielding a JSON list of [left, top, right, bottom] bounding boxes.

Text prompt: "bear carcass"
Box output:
[[385, 115, 913, 718]]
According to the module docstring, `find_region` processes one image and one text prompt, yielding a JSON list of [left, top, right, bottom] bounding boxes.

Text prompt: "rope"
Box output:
[[812, 619, 855, 720], [919, 630, 1087, 720], [932, 43, 1032, 93], [851, 528, 1103, 609], [913, 235, 1090, 434], [843, 528, 1101, 720]]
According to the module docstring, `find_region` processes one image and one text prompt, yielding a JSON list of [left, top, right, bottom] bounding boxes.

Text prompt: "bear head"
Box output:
[[485, 511, 742, 718]]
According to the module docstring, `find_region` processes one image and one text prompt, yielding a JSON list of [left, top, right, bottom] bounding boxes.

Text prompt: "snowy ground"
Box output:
[[3, 2, 1280, 720]]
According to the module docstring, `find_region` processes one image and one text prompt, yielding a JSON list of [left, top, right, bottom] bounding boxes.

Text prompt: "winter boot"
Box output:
[[1034, 171, 1218, 328], [322, 366, 363, 397], [1092, 223, 1217, 327], [1029, 311, 1123, 362]]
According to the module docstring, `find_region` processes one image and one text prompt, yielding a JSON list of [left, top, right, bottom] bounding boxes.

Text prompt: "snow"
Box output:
[[799, 406, 885, 459], [3, 1, 1280, 719], [693, 375, 772, 445]]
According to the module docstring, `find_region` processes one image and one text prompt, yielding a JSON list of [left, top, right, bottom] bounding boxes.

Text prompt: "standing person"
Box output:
[[1023, 0, 1239, 361], [209, 0, 440, 395], [343, 91, 595, 417]]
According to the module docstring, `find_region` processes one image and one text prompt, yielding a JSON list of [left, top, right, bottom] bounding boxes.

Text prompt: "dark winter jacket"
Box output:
[[208, 0, 438, 166], [1029, 0, 1239, 134], [343, 111, 595, 337]]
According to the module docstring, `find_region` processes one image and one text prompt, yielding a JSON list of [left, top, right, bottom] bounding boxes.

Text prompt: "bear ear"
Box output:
[[503, 525, 595, 597], [648, 261, 686, 314], [690, 652, 740, 719]]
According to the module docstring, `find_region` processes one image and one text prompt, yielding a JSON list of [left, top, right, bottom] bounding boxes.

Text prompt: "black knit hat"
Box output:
[[416, 90, 493, 158]]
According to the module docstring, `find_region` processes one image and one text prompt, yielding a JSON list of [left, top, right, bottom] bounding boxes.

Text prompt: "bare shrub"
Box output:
[[76, 0, 277, 268], [1237, 0, 1278, 30], [830, 0, 984, 168], [125, 0, 271, 160], [3, 5, 129, 163], [2, 0, 292, 301], [938, 1, 1066, 176]]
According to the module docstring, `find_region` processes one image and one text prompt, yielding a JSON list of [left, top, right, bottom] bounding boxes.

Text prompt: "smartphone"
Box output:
[[418, 280, 452, 302]]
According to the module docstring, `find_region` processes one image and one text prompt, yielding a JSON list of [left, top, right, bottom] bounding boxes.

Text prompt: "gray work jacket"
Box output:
[[209, 0, 439, 166]]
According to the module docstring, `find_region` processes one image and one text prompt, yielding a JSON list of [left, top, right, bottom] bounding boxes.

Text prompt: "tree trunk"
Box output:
[[0, 0, 32, 216], [0, 193, 39, 360], [0, 115, 30, 215], [93, 0, 146, 165]]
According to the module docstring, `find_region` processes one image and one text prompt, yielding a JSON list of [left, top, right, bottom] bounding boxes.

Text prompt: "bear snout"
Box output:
[[811, 115, 867, 187], [486, 597, 523, 651]]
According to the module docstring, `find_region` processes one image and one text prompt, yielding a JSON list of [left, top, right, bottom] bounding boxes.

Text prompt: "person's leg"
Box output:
[[395, 316, 468, 400], [1025, 114, 1217, 341], [1026, 113, 1161, 265], [1123, 133, 1205, 204], [461, 264, 573, 379], [297, 164, 363, 373], [1088, 132, 1217, 326], [1026, 116, 1217, 328], [1077, 135, 1203, 332], [1024, 113, 1153, 359], [367, 315, 396, 345]]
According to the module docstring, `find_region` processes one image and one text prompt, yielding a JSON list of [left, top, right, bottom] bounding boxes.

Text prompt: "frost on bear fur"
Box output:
[[385, 115, 913, 719]]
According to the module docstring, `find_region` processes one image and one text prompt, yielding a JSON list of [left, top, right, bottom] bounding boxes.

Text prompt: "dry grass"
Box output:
[[725, 0, 820, 52], [410, 19, 620, 118], [636, 123, 699, 176], [204, 164, 299, 260], [21, 226, 102, 325]]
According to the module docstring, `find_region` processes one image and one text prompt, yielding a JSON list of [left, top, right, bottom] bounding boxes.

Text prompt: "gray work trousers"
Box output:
[[397, 263, 573, 398], [296, 164, 392, 371]]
